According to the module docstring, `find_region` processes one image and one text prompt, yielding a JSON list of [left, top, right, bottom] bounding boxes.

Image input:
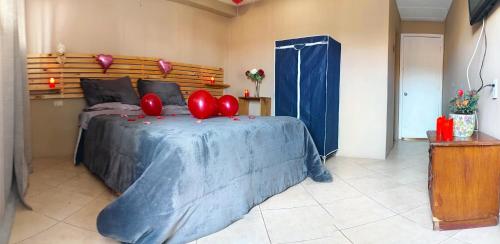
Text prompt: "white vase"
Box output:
[[449, 114, 476, 137]]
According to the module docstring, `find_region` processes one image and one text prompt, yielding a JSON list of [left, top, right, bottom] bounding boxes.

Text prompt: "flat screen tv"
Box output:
[[469, 0, 498, 25]]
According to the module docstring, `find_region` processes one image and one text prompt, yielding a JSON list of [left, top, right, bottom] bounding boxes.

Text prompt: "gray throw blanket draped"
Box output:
[[81, 115, 331, 243], [0, 0, 31, 242]]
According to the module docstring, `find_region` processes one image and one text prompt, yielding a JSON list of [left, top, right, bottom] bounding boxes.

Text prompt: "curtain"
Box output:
[[0, 0, 31, 242]]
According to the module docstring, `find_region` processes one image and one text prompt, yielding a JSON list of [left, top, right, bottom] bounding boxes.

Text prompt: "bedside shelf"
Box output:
[[238, 97, 271, 116], [204, 83, 230, 88]]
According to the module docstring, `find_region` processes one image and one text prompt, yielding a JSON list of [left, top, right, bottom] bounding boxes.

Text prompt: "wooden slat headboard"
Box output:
[[27, 53, 229, 100]]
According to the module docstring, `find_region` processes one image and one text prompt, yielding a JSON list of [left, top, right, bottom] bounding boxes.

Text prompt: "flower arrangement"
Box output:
[[246, 68, 265, 82], [449, 89, 479, 115], [245, 68, 265, 97]]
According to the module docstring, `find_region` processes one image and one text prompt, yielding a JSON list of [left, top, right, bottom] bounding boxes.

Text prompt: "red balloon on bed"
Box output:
[[217, 95, 239, 117], [140, 93, 163, 116], [188, 90, 218, 119]]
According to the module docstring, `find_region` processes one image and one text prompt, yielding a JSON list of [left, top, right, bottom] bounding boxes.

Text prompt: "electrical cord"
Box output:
[[479, 18, 487, 88], [477, 18, 495, 93], [466, 19, 486, 91]]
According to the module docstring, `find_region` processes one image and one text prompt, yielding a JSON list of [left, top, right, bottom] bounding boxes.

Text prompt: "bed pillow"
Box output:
[[137, 79, 186, 106], [85, 102, 142, 112], [80, 76, 139, 106], [163, 105, 191, 115]]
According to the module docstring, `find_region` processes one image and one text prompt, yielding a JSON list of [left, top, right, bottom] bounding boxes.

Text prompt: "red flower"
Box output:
[[258, 69, 265, 77], [457, 89, 464, 97]]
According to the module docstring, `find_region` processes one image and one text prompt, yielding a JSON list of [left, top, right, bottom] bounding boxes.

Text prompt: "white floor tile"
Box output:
[[453, 225, 500, 244], [400, 205, 433, 229], [343, 215, 449, 244], [260, 184, 317, 210], [368, 185, 429, 213], [25, 182, 55, 199], [262, 206, 337, 243], [26, 188, 94, 221], [404, 180, 429, 193], [197, 207, 269, 244], [400, 205, 460, 237], [359, 159, 417, 175], [345, 174, 403, 194], [28, 168, 78, 188], [64, 198, 113, 232], [9, 205, 57, 244], [18, 222, 118, 244], [291, 231, 351, 244], [439, 238, 472, 244], [326, 160, 377, 180], [57, 173, 108, 198], [302, 178, 362, 204], [380, 165, 428, 185], [323, 196, 395, 229]]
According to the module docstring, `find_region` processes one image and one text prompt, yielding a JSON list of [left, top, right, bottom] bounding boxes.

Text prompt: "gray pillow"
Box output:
[[80, 76, 139, 106], [137, 79, 186, 106]]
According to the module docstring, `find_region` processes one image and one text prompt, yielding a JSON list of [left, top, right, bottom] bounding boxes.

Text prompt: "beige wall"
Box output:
[[444, 0, 500, 138], [27, 0, 230, 158], [225, 0, 393, 159], [401, 21, 445, 34], [28, 0, 399, 160]]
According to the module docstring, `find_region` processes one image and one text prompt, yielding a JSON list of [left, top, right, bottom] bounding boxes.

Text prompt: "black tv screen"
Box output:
[[469, 0, 498, 25]]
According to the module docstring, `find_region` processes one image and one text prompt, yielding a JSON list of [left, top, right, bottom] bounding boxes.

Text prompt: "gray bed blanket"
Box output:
[[82, 115, 332, 243]]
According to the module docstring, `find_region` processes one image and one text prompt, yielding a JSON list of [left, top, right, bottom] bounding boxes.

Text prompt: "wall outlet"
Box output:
[[53, 100, 64, 107], [492, 79, 498, 100]]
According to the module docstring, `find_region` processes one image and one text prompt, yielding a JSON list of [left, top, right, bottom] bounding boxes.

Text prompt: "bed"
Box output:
[[69, 74, 332, 243], [75, 109, 331, 244]]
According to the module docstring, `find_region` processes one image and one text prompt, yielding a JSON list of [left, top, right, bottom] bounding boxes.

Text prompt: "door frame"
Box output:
[[398, 33, 444, 139]]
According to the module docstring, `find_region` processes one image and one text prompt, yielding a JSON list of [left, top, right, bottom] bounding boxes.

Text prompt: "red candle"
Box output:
[[210, 77, 215, 84], [436, 116, 445, 141], [442, 120, 449, 141], [49, 78, 56, 88], [442, 119, 454, 141], [244, 89, 249, 97]]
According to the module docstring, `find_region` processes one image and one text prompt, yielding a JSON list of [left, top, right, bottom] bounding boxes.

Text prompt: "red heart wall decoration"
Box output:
[[96, 54, 113, 73], [158, 59, 173, 77]]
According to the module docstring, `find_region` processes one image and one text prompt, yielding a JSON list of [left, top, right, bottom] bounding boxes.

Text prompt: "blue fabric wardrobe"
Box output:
[[275, 36, 341, 158]]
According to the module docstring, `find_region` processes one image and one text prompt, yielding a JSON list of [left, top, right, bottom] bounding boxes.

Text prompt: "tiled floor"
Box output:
[[9, 141, 500, 243]]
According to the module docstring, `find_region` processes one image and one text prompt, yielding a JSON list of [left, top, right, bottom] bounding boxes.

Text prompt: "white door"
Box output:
[[399, 34, 443, 139]]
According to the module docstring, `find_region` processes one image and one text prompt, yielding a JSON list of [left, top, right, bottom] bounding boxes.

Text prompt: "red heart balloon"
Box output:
[[158, 59, 172, 77], [140, 93, 163, 116], [188, 90, 218, 119], [217, 95, 239, 117], [96, 54, 113, 73]]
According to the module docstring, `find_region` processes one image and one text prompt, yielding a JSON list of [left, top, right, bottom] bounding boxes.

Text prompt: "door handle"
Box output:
[[404, 92, 408, 96]]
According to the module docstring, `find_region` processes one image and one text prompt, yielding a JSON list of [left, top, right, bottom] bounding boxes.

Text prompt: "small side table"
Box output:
[[238, 97, 271, 116]]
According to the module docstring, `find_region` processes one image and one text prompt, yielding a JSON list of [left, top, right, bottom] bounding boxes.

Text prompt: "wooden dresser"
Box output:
[[427, 131, 500, 230]]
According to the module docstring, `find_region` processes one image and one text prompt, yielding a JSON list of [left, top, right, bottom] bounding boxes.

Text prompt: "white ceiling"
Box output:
[[217, 0, 258, 6], [396, 0, 453, 22]]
